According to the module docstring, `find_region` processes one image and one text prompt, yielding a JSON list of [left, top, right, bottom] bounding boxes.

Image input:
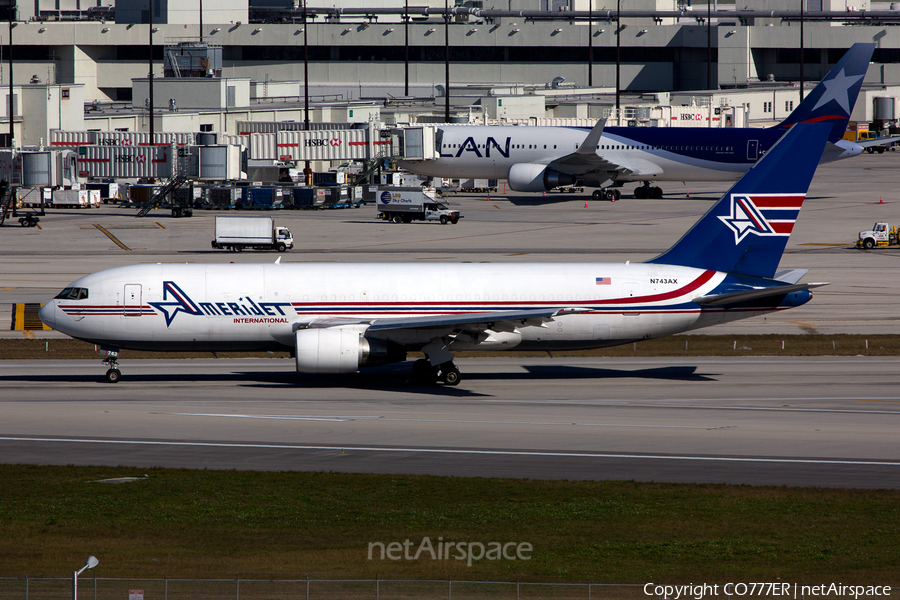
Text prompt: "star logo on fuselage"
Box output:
[[149, 281, 203, 327], [811, 68, 865, 115], [718, 195, 775, 244]]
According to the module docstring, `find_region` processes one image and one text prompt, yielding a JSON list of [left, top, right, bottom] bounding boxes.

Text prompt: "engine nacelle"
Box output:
[[294, 328, 407, 374], [507, 163, 576, 192]]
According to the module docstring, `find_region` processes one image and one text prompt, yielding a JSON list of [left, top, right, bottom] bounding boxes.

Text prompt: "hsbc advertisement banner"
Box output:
[[275, 129, 369, 161], [76, 145, 174, 179]]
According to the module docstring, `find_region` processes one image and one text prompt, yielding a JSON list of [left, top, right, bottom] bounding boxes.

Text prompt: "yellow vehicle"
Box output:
[[858, 130, 889, 154]]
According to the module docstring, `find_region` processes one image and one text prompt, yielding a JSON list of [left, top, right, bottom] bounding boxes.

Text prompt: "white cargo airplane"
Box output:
[[40, 123, 831, 386], [398, 43, 875, 200]]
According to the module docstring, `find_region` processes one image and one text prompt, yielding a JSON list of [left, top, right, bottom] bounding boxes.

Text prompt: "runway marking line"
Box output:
[[849, 398, 900, 404], [0, 436, 897, 467], [155, 222, 166, 229], [162, 412, 722, 430], [93, 224, 132, 251]]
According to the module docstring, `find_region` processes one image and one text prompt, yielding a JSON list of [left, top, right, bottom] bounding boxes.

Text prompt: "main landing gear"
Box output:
[[591, 188, 621, 201], [102, 349, 121, 383], [633, 182, 663, 199], [412, 358, 461, 386]]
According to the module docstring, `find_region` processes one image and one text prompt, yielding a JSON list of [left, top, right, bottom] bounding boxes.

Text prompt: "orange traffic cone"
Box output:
[[880, 196, 883, 204], [543, 191, 546, 197], [686, 190, 690, 198], [584, 201, 589, 208]]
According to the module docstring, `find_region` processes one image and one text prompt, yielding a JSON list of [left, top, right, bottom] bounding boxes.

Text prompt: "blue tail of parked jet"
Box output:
[[648, 122, 832, 279], [774, 43, 874, 141]]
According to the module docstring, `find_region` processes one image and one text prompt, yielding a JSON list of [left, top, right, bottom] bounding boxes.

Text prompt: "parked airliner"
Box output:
[[399, 43, 874, 200], [40, 123, 831, 385]]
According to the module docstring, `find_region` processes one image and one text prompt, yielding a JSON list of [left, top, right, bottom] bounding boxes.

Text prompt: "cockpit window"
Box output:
[[55, 287, 89, 300]]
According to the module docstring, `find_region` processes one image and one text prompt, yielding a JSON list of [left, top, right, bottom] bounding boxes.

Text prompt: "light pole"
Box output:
[[73, 556, 98, 600], [148, 0, 154, 140]]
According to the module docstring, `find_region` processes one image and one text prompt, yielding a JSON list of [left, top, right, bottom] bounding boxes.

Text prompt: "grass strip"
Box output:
[[0, 465, 897, 582], [2, 334, 900, 360]]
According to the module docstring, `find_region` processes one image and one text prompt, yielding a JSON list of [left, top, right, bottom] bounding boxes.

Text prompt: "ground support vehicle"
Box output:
[[376, 187, 461, 224], [211, 215, 294, 252], [857, 222, 900, 249]]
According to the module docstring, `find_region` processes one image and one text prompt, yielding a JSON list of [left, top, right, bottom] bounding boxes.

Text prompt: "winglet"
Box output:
[[576, 119, 606, 155]]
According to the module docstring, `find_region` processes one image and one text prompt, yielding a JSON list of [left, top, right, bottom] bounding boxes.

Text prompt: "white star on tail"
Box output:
[[812, 68, 864, 115]]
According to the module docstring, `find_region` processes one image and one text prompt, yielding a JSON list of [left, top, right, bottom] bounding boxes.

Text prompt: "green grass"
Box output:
[[0, 465, 897, 583], [4, 334, 900, 360]]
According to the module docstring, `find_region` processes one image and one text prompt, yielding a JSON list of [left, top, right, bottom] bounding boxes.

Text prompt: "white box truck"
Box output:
[[211, 216, 294, 252], [376, 187, 461, 224]]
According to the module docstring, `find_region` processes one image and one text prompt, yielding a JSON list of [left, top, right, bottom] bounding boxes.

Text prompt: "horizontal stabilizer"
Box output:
[[694, 282, 828, 306], [773, 269, 809, 284], [856, 136, 900, 148]]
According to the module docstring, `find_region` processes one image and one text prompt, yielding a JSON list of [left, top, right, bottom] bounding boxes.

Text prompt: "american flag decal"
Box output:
[[596, 277, 612, 285]]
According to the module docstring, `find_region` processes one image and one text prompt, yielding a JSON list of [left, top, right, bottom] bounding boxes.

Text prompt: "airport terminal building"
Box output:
[[2, 0, 900, 144]]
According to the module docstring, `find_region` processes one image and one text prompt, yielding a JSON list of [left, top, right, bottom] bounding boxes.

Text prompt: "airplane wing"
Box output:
[[294, 307, 590, 334], [543, 119, 619, 175], [693, 282, 828, 307], [544, 119, 664, 178]]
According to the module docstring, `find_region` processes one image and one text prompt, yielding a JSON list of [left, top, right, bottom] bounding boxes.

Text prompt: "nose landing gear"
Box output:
[[101, 348, 121, 383]]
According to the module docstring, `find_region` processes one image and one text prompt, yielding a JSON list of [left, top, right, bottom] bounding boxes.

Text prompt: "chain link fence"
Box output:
[[3, 579, 895, 600], [0, 578, 650, 600]]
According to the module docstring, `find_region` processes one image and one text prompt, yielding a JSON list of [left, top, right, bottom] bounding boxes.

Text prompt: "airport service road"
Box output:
[[1, 356, 897, 489]]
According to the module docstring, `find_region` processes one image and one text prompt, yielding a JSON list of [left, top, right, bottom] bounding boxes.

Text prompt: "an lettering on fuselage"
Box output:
[[649, 278, 678, 284], [440, 136, 511, 159]]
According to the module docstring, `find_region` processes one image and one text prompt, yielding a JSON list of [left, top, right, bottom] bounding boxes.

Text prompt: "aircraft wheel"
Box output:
[[634, 186, 646, 199], [651, 186, 663, 199], [440, 215, 448, 225], [611, 189, 621, 201], [440, 363, 461, 386], [106, 368, 121, 383], [592, 190, 603, 200]]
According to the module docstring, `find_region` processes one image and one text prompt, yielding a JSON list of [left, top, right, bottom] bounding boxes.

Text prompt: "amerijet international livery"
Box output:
[[398, 43, 874, 200], [41, 123, 831, 385]]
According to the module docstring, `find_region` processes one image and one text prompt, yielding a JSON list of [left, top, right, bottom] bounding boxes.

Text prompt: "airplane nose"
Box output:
[[39, 301, 57, 329]]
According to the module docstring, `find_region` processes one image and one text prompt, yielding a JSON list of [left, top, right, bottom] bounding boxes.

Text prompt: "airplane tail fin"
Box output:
[[648, 122, 831, 279], [774, 42, 873, 141]]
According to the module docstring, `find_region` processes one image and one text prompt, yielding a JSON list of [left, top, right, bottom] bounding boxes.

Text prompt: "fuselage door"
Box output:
[[124, 284, 142, 317], [747, 140, 759, 161]]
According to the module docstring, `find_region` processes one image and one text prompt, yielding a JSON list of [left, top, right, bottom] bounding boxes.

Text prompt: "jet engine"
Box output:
[[294, 328, 406, 373], [507, 163, 576, 192]]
